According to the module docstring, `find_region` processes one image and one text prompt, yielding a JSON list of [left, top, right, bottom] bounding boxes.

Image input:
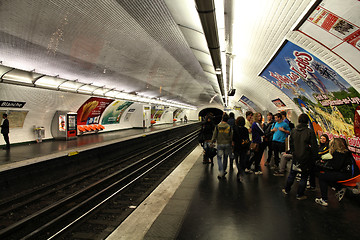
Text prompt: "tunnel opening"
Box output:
[[198, 108, 223, 124]]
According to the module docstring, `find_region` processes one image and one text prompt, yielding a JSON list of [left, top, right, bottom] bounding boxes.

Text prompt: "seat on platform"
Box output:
[[337, 160, 360, 187], [77, 126, 86, 132], [89, 125, 97, 131], [83, 125, 91, 131]]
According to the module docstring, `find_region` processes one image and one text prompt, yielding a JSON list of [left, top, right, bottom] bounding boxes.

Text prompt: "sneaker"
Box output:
[[245, 168, 253, 173], [315, 198, 328, 206], [335, 188, 346, 202], [282, 189, 288, 195], [255, 171, 263, 175], [296, 195, 307, 200], [273, 171, 285, 177]]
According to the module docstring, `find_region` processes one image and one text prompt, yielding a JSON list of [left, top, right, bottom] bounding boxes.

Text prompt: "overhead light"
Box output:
[[2, 69, 41, 86], [58, 80, 84, 92], [77, 84, 99, 94], [34, 75, 67, 89]]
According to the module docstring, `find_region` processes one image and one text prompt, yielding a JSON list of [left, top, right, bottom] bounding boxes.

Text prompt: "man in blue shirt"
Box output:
[[271, 113, 290, 169]]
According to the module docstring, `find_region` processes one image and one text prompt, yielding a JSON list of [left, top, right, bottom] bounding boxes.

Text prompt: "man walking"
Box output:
[[212, 113, 233, 179]]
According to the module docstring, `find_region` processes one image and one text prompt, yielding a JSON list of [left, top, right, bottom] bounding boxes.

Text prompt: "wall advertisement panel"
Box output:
[[77, 97, 114, 125], [260, 40, 360, 159], [101, 100, 133, 124], [238, 95, 259, 112]]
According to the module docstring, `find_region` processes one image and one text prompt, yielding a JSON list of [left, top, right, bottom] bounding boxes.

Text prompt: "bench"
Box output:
[[337, 159, 360, 187]]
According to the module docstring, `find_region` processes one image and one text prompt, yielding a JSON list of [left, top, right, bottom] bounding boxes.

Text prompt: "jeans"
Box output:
[[284, 168, 310, 197], [279, 153, 292, 172], [272, 141, 285, 166], [318, 171, 350, 200], [216, 144, 232, 176], [264, 140, 273, 162], [202, 141, 212, 162]]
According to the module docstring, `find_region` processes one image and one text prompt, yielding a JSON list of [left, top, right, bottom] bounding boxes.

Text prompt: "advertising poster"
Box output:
[[298, 0, 360, 69], [77, 97, 114, 125], [101, 100, 133, 124], [151, 105, 165, 120], [7, 110, 28, 128], [260, 40, 360, 159], [239, 95, 260, 112], [173, 109, 182, 119], [59, 115, 66, 131], [272, 98, 286, 108]]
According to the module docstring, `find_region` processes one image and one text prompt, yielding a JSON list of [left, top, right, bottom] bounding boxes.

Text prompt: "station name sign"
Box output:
[[0, 101, 26, 108]]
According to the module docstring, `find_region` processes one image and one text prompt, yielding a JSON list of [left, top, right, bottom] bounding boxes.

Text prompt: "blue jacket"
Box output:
[[251, 122, 264, 144]]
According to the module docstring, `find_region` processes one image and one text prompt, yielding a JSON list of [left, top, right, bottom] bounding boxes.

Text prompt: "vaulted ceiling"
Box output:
[[0, 0, 359, 113]]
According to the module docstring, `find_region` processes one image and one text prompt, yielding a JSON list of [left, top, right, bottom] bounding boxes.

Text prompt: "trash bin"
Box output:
[[34, 126, 45, 143]]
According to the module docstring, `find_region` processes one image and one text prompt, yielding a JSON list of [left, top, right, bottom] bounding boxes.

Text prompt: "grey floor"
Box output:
[[146, 156, 360, 240]]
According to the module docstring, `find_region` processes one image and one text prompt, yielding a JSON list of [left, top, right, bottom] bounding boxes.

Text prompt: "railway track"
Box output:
[[0, 129, 199, 239]]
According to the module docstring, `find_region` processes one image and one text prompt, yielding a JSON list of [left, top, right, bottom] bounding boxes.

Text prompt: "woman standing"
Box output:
[[232, 116, 250, 182], [246, 113, 265, 175]]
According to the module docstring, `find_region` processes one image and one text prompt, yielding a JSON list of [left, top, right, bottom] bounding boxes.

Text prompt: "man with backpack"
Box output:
[[211, 113, 233, 179]]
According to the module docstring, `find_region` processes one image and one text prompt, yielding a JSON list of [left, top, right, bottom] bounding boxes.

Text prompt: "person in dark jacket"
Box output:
[[232, 116, 250, 182], [227, 112, 236, 171], [200, 114, 216, 164], [308, 134, 330, 190], [1, 113, 10, 150], [282, 113, 318, 200], [246, 112, 265, 175], [263, 112, 275, 166], [315, 138, 360, 206]]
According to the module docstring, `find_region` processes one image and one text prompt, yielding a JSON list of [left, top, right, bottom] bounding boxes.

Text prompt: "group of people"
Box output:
[[199, 111, 359, 206]]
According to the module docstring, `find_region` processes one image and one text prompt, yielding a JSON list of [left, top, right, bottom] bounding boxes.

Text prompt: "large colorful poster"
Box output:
[[260, 40, 360, 158], [77, 97, 114, 125], [298, 0, 360, 69], [101, 100, 133, 124], [238, 95, 260, 112]]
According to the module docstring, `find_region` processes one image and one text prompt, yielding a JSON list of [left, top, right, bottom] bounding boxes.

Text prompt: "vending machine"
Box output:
[[51, 111, 78, 140], [66, 113, 77, 140]]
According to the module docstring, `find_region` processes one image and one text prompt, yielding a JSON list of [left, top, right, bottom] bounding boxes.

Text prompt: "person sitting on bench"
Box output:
[[315, 138, 360, 206]]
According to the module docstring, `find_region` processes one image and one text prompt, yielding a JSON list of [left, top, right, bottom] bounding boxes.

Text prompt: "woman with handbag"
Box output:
[[232, 116, 250, 182], [315, 138, 360, 206], [246, 113, 265, 175], [199, 114, 216, 164]]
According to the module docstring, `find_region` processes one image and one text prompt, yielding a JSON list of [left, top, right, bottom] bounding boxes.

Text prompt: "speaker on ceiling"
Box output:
[[228, 89, 236, 96]]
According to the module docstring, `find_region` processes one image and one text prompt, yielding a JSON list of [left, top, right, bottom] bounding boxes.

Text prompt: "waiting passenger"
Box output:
[[232, 116, 250, 182], [246, 113, 265, 175], [307, 134, 330, 190], [211, 113, 233, 179], [270, 113, 291, 170], [282, 113, 318, 200], [263, 112, 275, 166], [199, 114, 216, 165], [315, 138, 360, 206], [227, 112, 236, 171]]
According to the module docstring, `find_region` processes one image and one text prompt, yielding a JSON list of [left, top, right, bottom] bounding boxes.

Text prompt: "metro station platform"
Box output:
[[0, 122, 191, 173], [107, 146, 360, 240]]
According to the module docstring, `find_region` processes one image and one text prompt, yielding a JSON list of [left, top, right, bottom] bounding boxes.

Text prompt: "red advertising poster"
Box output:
[[77, 97, 114, 125], [271, 98, 286, 108]]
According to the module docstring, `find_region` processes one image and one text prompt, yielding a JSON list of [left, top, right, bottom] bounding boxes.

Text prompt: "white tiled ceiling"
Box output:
[[0, 0, 359, 113]]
